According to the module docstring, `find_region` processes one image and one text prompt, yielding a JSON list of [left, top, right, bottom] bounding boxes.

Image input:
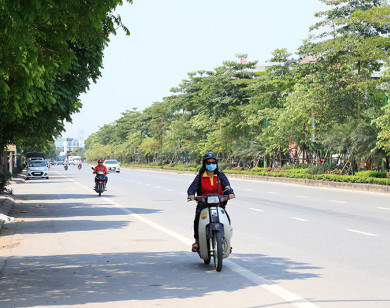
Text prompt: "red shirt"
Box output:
[[200, 171, 222, 196], [93, 165, 108, 174]]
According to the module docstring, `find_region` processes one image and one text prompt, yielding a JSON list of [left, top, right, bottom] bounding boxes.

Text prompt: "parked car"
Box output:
[[104, 159, 120, 173], [26, 160, 49, 180]]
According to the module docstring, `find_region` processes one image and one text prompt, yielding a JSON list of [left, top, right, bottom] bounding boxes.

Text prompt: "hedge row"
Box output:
[[140, 164, 390, 186], [121, 163, 390, 186]]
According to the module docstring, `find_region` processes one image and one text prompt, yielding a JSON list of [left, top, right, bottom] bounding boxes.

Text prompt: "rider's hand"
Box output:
[[228, 194, 235, 200], [188, 195, 195, 201]]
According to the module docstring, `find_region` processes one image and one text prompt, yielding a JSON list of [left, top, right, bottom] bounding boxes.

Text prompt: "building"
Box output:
[[55, 138, 83, 157]]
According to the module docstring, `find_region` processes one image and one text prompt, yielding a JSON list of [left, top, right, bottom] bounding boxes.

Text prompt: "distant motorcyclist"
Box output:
[[93, 159, 108, 190]]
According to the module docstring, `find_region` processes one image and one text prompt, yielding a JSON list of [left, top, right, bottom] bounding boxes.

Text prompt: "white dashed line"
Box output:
[[268, 192, 278, 194], [245, 188, 253, 191], [346, 229, 376, 236], [57, 170, 320, 308], [295, 195, 308, 199], [377, 207, 390, 211], [290, 217, 309, 222], [249, 208, 264, 212], [330, 200, 348, 204]]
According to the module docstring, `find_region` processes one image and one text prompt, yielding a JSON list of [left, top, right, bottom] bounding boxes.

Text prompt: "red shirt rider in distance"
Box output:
[[93, 159, 108, 187]]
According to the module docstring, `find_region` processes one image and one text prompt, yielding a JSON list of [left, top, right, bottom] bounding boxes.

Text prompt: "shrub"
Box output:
[[218, 162, 234, 171], [283, 163, 312, 169], [307, 164, 338, 175], [0, 172, 11, 192], [185, 162, 200, 168], [250, 167, 265, 173], [149, 161, 164, 167], [355, 170, 386, 178], [265, 167, 284, 172]]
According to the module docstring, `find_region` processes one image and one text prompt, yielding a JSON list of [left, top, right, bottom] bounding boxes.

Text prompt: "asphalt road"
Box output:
[[0, 164, 389, 308]]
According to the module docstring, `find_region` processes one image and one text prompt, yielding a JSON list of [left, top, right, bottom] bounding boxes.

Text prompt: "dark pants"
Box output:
[[193, 203, 230, 240], [95, 176, 108, 185]]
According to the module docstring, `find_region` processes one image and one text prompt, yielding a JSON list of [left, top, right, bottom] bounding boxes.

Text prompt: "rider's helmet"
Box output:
[[202, 152, 218, 167], [98, 159, 103, 166]]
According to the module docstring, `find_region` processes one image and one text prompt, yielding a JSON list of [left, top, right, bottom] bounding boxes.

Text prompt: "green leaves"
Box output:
[[1, 0, 132, 150]]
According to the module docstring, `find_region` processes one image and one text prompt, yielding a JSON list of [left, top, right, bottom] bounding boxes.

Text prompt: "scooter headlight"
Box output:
[[207, 196, 219, 204]]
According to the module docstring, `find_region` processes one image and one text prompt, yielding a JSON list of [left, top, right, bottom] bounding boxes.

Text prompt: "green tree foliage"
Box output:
[[85, 1, 390, 170], [0, 0, 131, 152]]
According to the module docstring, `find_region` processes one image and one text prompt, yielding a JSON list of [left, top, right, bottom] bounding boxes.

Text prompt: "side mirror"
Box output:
[[223, 186, 231, 193], [91, 167, 95, 170]]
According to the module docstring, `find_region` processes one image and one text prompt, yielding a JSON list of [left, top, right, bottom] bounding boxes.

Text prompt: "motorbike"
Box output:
[[91, 167, 106, 196], [193, 186, 233, 272], [78, 163, 82, 170], [64, 164, 68, 171]]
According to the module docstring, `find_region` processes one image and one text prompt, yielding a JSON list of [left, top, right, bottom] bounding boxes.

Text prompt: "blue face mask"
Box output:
[[206, 164, 217, 172]]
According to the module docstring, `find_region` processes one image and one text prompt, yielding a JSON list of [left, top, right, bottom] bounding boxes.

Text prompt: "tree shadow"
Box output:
[[16, 194, 104, 200], [0, 251, 323, 307], [229, 253, 320, 282], [8, 201, 161, 218], [1, 219, 131, 234]]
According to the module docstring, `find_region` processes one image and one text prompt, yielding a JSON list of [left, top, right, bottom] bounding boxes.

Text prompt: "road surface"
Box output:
[[0, 164, 389, 307]]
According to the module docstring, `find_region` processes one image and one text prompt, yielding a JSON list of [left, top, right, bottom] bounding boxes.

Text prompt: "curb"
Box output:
[[0, 194, 15, 230], [124, 167, 390, 194]]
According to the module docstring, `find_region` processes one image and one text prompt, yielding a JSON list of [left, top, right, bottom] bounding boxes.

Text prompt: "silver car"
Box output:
[[104, 159, 120, 173], [26, 161, 49, 180]]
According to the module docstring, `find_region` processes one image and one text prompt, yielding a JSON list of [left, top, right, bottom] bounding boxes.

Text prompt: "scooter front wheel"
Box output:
[[213, 231, 223, 272]]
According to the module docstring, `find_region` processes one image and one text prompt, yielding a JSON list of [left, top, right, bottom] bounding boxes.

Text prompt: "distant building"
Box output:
[[55, 137, 83, 157]]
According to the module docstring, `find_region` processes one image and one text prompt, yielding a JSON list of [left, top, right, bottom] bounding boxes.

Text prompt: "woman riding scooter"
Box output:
[[187, 152, 235, 252]]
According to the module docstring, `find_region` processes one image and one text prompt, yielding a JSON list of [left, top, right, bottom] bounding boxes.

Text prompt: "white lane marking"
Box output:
[[167, 189, 174, 192], [61, 170, 320, 308], [377, 207, 390, 211], [295, 195, 308, 199], [346, 229, 376, 236], [245, 188, 253, 191], [290, 217, 309, 222], [224, 261, 320, 308], [268, 192, 278, 194], [330, 200, 347, 204], [107, 198, 319, 308], [249, 208, 264, 212]]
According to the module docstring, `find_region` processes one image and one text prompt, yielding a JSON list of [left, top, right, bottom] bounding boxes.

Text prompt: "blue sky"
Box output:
[[62, 0, 327, 141]]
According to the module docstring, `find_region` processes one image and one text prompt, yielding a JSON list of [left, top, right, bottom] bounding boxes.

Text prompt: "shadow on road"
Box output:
[[0, 251, 323, 307], [16, 193, 107, 200]]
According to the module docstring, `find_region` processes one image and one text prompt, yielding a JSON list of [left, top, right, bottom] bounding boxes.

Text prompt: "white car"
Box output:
[[104, 159, 120, 173], [26, 161, 49, 180]]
